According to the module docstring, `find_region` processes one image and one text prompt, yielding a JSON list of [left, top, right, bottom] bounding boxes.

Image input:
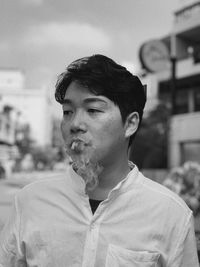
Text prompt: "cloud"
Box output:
[[0, 42, 9, 51], [22, 22, 111, 50], [19, 0, 44, 6]]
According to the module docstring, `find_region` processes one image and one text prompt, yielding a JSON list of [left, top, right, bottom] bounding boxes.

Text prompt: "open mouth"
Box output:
[[70, 139, 89, 153]]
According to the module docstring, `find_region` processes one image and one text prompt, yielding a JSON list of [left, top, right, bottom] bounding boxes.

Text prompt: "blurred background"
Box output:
[[0, 0, 200, 258]]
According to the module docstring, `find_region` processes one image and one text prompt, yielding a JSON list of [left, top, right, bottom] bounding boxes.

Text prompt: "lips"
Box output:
[[71, 140, 83, 151], [69, 138, 90, 153]]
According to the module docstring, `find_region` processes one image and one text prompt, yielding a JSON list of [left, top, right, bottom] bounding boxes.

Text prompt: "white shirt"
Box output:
[[0, 165, 199, 267]]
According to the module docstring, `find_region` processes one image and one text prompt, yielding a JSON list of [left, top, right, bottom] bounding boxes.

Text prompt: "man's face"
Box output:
[[61, 81, 128, 170]]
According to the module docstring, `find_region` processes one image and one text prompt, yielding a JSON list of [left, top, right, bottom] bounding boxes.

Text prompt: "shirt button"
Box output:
[[90, 223, 95, 229]]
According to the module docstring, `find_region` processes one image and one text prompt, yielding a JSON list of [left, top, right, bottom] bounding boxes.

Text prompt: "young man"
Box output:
[[0, 55, 199, 266]]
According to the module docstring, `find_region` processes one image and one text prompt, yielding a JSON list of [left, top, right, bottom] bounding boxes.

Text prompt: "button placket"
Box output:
[[82, 197, 110, 267], [82, 221, 100, 267]]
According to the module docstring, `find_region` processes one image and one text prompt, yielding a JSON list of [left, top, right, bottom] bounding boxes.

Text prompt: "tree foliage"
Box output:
[[129, 102, 171, 169]]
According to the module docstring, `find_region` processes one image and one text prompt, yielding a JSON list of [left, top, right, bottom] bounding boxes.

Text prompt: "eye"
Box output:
[[63, 110, 73, 116], [87, 109, 101, 114]]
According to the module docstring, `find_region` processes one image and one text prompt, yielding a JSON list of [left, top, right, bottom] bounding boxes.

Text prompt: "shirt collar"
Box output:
[[68, 165, 87, 196], [67, 161, 141, 197], [107, 162, 141, 197]]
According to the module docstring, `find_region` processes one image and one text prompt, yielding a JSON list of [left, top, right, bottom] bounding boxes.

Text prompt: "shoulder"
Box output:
[[138, 172, 192, 217], [16, 173, 69, 204]]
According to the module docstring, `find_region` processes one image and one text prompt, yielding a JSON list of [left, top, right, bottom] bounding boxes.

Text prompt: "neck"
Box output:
[[88, 156, 130, 200]]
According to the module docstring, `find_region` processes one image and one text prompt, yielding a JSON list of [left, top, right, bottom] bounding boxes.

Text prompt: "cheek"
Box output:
[[96, 116, 125, 143], [60, 120, 69, 141]]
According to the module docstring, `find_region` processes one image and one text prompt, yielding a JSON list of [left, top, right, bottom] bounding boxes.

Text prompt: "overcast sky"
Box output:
[[1, 0, 182, 90]]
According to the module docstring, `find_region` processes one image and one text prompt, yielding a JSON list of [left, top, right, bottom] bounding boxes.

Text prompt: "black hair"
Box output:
[[55, 54, 146, 146]]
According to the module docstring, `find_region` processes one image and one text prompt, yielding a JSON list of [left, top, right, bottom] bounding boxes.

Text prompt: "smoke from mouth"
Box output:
[[71, 140, 86, 153], [65, 140, 103, 192]]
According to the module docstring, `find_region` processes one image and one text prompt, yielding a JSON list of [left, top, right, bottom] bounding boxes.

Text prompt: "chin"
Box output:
[[72, 155, 103, 192]]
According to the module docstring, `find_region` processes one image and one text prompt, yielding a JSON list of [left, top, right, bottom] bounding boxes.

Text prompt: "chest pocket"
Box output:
[[105, 244, 160, 267]]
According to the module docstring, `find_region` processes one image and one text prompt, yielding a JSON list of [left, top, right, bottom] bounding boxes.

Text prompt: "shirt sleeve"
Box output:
[[169, 213, 199, 267], [0, 194, 26, 267]]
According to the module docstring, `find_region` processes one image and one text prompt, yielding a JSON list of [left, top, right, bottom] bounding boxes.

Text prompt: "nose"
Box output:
[[70, 110, 87, 134]]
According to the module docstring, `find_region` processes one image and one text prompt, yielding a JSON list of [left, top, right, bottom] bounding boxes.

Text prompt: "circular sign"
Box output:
[[139, 40, 170, 73]]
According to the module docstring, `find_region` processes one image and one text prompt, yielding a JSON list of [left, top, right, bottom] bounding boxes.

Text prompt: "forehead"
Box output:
[[63, 81, 110, 104]]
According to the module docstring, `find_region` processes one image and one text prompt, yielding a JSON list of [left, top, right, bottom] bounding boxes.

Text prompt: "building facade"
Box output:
[[139, 0, 200, 168], [0, 70, 53, 150]]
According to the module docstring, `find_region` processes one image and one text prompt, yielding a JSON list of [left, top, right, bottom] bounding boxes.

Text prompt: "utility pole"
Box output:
[[170, 56, 177, 115], [170, 33, 177, 115]]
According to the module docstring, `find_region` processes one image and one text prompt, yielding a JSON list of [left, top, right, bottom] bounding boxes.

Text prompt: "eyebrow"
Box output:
[[84, 98, 108, 105], [61, 99, 73, 105], [62, 97, 108, 105]]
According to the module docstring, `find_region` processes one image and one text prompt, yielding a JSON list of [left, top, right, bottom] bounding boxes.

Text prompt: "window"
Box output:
[[181, 141, 200, 164], [175, 90, 189, 114], [194, 88, 200, 111]]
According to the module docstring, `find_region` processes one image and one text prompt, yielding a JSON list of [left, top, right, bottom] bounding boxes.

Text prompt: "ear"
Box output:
[[124, 112, 140, 138]]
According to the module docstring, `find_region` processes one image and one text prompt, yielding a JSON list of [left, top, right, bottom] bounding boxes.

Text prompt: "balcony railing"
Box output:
[[175, 1, 200, 24]]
